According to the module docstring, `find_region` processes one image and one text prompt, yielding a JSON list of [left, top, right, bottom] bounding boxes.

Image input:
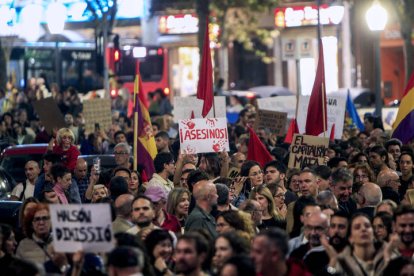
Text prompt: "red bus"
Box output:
[[107, 45, 170, 103]]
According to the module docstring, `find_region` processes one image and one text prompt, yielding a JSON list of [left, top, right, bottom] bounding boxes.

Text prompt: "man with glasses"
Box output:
[[289, 211, 329, 261], [148, 152, 175, 194], [265, 160, 297, 205], [113, 142, 131, 169], [239, 199, 263, 233]]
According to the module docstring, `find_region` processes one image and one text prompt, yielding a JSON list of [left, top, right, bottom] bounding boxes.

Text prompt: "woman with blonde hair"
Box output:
[[402, 189, 414, 206], [166, 187, 191, 228], [47, 127, 80, 171], [249, 185, 285, 230]]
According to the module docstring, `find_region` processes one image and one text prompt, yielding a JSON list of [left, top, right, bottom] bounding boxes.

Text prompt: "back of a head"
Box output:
[[107, 246, 144, 270], [215, 183, 229, 206], [187, 170, 209, 192], [109, 176, 129, 201], [155, 131, 169, 140], [361, 182, 382, 206], [314, 165, 332, 180], [257, 228, 289, 259], [178, 231, 209, 256], [331, 167, 353, 185]]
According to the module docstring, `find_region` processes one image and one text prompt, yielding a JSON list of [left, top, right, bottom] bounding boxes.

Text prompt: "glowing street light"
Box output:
[[46, 2, 66, 34], [365, 1, 387, 116]]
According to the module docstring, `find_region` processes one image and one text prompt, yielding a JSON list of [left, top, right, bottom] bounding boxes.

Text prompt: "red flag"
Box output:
[[330, 123, 336, 141], [305, 40, 327, 136], [190, 110, 195, 119], [247, 127, 274, 168], [284, 118, 299, 144], [196, 20, 214, 117]]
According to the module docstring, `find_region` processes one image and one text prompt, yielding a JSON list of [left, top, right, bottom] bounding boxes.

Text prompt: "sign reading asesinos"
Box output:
[[288, 134, 329, 169], [179, 117, 229, 154], [49, 204, 114, 253]]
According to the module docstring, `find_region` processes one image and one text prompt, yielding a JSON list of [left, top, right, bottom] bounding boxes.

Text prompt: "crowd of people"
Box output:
[[1, 79, 414, 275]]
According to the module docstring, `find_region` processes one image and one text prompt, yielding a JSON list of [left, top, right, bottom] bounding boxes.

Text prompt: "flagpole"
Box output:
[[133, 74, 139, 171], [321, 82, 326, 137]]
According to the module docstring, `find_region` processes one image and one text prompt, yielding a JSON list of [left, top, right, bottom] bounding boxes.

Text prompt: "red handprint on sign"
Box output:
[[212, 140, 227, 152], [181, 119, 196, 129], [206, 118, 218, 127]]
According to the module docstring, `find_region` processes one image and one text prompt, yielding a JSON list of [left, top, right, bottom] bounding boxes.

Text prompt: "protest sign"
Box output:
[[50, 204, 114, 253], [173, 96, 226, 121], [228, 167, 240, 179], [256, 96, 296, 119], [83, 99, 112, 134], [32, 97, 66, 135], [179, 117, 229, 154], [254, 109, 288, 136], [297, 94, 346, 139], [288, 134, 329, 169]]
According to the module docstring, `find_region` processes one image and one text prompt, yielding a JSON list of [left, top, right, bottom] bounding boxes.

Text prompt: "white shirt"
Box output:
[[11, 180, 35, 200]]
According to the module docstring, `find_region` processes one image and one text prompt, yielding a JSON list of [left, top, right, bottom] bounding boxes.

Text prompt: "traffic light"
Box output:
[[113, 34, 120, 73]]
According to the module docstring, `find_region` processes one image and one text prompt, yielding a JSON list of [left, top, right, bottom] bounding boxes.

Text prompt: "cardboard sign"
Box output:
[[296, 94, 346, 139], [256, 96, 297, 119], [288, 134, 329, 169], [50, 204, 114, 253], [254, 110, 288, 136], [83, 99, 112, 134], [227, 167, 240, 179], [179, 117, 229, 154], [173, 96, 226, 121], [32, 97, 66, 135]]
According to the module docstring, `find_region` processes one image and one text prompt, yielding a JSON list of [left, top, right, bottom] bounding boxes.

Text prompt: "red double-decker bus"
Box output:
[[107, 44, 170, 103]]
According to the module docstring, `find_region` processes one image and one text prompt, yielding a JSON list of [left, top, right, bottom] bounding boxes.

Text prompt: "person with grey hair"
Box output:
[[357, 182, 383, 219], [114, 142, 131, 169], [330, 168, 356, 216], [112, 194, 134, 234], [316, 190, 338, 211]]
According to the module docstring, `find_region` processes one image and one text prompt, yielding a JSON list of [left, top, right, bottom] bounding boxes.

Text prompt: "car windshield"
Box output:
[[0, 154, 44, 183]]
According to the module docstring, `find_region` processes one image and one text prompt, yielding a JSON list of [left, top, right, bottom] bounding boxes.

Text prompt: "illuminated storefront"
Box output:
[[273, 4, 345, 95]]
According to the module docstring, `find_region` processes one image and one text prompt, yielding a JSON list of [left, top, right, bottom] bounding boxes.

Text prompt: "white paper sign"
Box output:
[[297, 94, 346, 139], [257, 96, 297, 119], [179, 117, 229, 154], [50, 204, 114, 253], [173, 96, 226, 121]]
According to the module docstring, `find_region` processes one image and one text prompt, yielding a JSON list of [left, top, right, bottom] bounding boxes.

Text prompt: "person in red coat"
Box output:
[[47, 127, 80, 172]]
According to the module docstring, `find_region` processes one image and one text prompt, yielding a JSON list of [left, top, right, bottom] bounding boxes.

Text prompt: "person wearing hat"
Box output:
[[144, 186, 181, 234], [107, 246, 144, 276]]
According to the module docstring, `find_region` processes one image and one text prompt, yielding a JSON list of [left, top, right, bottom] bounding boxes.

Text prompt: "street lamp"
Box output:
[[46, 1, 66, 89], [365, 1, 387, 117]]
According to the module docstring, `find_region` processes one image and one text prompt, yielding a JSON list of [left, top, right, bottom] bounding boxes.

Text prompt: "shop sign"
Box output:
[[275, 5, 342, 28], [159, 14, 199, 34]]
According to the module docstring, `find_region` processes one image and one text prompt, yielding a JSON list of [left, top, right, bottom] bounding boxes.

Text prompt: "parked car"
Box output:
[[0, 144, 116, 184], [334, 87, 375, 108], [0, 144, 48, 183], [248, 86, 295, 98]]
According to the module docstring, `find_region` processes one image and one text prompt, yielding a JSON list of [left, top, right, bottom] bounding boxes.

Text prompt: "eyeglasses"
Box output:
[[305, 225, 325, 232], [114, 151, 128, 155], [274, 193, 285, 198], [33, 216, 50, 223]]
